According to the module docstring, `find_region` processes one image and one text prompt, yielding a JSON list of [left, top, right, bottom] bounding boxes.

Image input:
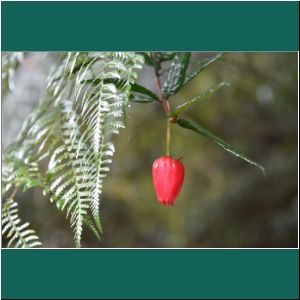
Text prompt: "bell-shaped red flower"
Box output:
[[152, 156, 185, 206]]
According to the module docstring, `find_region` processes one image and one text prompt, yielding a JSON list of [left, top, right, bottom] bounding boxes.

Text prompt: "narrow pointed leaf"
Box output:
[[130, 83, 160, 102], [83, 78, 159, 102], [137, 52, 155, 66], [156, 52, 176, 62], [170, 82, 229, 117], [162, 52, 191, 97], [183, 53, 224, 86], [129, 94, 155, 103], [177, 118, 266, 174]]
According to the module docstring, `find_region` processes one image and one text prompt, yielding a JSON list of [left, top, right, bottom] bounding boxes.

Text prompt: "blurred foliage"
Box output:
[[2, 52, 298, 247]]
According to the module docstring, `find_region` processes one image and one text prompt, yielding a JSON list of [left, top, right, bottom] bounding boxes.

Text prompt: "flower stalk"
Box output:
[[151, 52, 174, 156]]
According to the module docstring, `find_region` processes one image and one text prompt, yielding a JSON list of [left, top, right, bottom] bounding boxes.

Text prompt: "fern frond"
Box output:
[[74, 52, 143, 231], [2, 52, 144, 247], [2, 100, 60, 196], [47, 100, 100, 247], [47, 52, 143, 243], [2, 156, 44, 196], [2, 198, 42, 248], [2, 52, 24, 92]]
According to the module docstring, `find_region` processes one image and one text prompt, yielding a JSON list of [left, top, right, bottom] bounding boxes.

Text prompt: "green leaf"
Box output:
[[82, 78, 159, 103], [137, 52, 154, 66], [162, 52, 191, 97], [130, 83, 160, 102], [183, 53, 224, 86], [170, 82, 229, 117], [129, 94, 154, 103], [177, 118, 266, 174], [156, 52, 176, 62]]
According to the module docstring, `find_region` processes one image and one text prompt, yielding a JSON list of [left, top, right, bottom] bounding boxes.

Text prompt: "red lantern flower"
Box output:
[[152, 156, 185, 206]]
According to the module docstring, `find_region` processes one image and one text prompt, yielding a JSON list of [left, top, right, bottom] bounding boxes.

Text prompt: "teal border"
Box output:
[[1, 249, 299, 299], [1, 1, 299, 51]]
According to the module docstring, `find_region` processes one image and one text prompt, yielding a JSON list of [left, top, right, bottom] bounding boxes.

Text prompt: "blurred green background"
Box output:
[[2, 52, 298, 248]]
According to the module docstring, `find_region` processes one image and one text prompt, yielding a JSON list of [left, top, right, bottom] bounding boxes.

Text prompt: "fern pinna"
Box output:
[[2, 198, 42, 248], [2, 52, 143, 247]]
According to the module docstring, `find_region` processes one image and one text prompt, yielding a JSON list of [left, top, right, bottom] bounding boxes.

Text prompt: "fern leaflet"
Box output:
[[2, 198, 42, 248]]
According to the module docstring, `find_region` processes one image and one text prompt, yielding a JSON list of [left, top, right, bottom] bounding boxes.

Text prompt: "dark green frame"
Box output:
[[1, 1, 299, 51]]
